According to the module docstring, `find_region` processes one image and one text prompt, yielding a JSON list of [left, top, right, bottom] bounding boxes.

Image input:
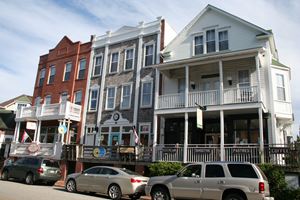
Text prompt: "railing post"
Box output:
[[185, 65, 189, 108], [220, 110, 225, 161], [152, 114, 158, 162], [259, 107, 265, 163], [219, 60, 223, 105], [183, 112, 188, 163]]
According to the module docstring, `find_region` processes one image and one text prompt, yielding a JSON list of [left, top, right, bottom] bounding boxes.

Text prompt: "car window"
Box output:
[[101, 168, 118, 175], [84, 167, 101, 174], [14, 158, 25, 165], [120, 168, 140, 176], [24, 158, 39, 166], [228, 164, 258, 178], [205, 164, 225, 178], [42, 160, 59, 168], [179, 165, 202, 177]]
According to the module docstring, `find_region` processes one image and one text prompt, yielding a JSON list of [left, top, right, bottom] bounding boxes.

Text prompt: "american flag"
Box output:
[[133, 126, 139, 145]]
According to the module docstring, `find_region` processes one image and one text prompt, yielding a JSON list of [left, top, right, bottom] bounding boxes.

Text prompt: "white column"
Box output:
[[13, 122, 21, 142], [259, 107, 265, 163], [219, 60, 224, 104], [185, 65, 189, 107], [183, 112, 188, 163], [220, 110, 225, 161], [36, 121, 41, 143], [255, 55, 262, 102], [152, 114, 158, 162]]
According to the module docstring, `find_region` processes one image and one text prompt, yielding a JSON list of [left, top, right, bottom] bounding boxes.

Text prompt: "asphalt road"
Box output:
[[0, 180, 113, 200]]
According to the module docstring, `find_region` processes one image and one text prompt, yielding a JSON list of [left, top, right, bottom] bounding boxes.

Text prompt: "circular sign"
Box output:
[[27, 143, 40, 153], [92, 147, 106, 158], [58, 125, 67, 134], [113, 113, 120, 121]]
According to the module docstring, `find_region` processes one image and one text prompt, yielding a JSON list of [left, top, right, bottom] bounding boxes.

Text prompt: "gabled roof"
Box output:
[[113, 26, 139, 35], [272, 59, 289, 69], [0, 94, 32, 108], [54, 36, 75, 49]]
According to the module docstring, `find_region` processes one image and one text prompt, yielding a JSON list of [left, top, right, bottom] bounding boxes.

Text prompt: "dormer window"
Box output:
[[218, 30, 228, 51], [206, 29, 216, 53], [194, 35, 204, 55]]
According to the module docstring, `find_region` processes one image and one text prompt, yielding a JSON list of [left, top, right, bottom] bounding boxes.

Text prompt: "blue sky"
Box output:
[[0, 0, 300, 137]]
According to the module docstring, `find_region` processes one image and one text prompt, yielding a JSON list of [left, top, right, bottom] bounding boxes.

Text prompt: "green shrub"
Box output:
[[149, 162, 183, 177]]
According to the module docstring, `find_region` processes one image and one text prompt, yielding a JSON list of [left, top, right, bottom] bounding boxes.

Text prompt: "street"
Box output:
[[0, 180, 114, 200]]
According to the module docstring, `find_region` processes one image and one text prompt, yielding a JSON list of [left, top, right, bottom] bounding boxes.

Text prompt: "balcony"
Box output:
[[274, 100, 293, 117], [158, 86, 259, 109], [15, 101, 81, 122]]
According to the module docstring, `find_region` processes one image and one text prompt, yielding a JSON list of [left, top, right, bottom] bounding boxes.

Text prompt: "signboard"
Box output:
[[232, 148, 251, 154], [27, 143, 40, 153], [92, 147, 106, 158], [58, 125, 67, 134], [194, 149, 211, 154], [26, 122, 37, 130], [197, 108, 203, 129], [269, 147, 290, 154]]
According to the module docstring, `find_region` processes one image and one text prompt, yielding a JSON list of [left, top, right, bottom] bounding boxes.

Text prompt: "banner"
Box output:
[[197, 108, 203, 129]]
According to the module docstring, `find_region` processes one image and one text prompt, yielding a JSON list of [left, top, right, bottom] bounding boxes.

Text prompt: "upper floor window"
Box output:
[[93, 55, 103, 76], [238, 70, 250, 87], [206, 29, 216, 53], [48, 66, 56, 84], [194, 35, 204, 55], [38, 68, 46, 87], [106, 87, 116, 110], [74, 90, 82, 105], [78, 59, 86, 79], [17, 103, 27, 110], [124, 48, 134, 70], [121, 84, 132, 109], [44, 95, 51, 105], [34, 96, 41, 106], [276, 74, 286, 101], [218, 30, 228, 51], [60, 92, 68, 103], [145, 44, 154, 66], [89, 87, 99, 111], [141, 80, 153, 107], [110, 52, 119, 73], [64, 62, 72, 81]]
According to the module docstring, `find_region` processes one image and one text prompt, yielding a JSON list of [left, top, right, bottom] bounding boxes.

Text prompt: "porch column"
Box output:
[[255, 55, 262, 101], [219, 60, 224, 104], [220, 110, 225, 161], [36, 121, 41, 143], [33, 121, 41, 142], [183, 112, 189, 163], [259, 107, 265, 163], [152, 114, 158, 162], [13, 122, 21, 142], [185, 65, 189, 107]]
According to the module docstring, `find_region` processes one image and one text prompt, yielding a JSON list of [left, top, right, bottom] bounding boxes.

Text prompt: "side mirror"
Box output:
[[191, 173, 199, 178]]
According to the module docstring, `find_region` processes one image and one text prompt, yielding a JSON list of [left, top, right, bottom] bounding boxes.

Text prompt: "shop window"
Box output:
[[139, 124, 151, 146], [122, 126, 132, 146], [100, 127, 109, 146]]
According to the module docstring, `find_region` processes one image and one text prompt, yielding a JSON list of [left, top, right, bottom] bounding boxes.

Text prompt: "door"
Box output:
[[94, 167, 119, 193], [171, 164, 203, 199], [76, 167, 101, 192], [109, 133, 120, 146], [202, 78, 219, 105]]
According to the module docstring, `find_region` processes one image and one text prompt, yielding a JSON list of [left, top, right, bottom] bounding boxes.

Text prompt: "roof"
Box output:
[[0, 94, 32, 108], [0, 110, 15, 130], [272, 59, 289, 69]]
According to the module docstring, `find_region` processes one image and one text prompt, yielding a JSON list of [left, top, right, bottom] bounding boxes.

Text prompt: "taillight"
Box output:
[[130, 178, 142, 183], [259, 182, 265, 193], [37, 167, 44, 174]]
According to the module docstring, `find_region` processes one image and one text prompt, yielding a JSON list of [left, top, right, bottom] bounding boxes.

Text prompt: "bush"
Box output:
[[149, 162, 183, 177]]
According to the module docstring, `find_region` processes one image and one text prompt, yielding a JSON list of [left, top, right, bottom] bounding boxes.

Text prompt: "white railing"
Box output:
[[16, 106, 37, 119], [274, 100, 292, 115], [158, 93, 185, 109], [188, 90, 219, 107], [224, 86, 258, 104]]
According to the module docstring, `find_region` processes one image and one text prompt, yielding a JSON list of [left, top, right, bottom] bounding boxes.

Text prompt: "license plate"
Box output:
[[49, 170, 55, 174]]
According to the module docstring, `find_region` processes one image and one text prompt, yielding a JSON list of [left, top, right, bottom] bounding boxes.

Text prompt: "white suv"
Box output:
[[145, 162, 274, 200]]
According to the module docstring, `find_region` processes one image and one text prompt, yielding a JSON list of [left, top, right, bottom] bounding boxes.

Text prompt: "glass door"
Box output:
[[109, 133, 120, 146]]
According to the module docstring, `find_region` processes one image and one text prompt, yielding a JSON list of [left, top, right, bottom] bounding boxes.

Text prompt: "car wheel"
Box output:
[[108, 184, 122, 200], [151, 187, 170, 200], [224, 193, 245, 200], [25, 173, 34, 185], [1, 170, 9, 181], [66, 179, 77, 193]]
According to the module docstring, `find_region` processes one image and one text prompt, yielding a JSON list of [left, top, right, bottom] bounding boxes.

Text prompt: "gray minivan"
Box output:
[[1, 157, 61, 185]]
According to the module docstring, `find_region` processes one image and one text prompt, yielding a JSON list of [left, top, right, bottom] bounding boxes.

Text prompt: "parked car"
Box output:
[[65, 166, 149, 200], [145, 162, 274, 200], [1, 157, 61, 185]]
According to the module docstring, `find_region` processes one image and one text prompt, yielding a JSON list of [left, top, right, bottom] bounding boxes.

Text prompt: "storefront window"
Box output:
[[122, 126, 132, 145], [100, 127, 109, 146], [39, 127, 58, 143], [233, 119, 259, 144], [139, 124, 150, 146]]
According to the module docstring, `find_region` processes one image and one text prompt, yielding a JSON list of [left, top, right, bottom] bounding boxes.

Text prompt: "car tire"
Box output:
[[66, 179, 77, 193], [108, 184, 122, 200], [1, 170, 9, 181], [151, 187, 170, 200], [224, 193, 245, 200], [25, 173, 34, 185]]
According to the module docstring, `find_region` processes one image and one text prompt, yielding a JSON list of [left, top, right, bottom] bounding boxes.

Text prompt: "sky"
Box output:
[[0, 0, 299, 138]]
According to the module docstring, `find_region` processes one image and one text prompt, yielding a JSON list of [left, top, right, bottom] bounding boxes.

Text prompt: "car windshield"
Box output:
[[120, 168, 141, 176], [42, 160, 59, 168]]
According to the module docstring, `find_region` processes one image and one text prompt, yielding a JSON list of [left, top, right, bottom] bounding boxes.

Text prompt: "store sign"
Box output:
[[92, 147, 106, 158], [58, 125, 67, 134], [194, 149, 211, 154], [27, 143, 40, 153], [232, 148, 251, 154], [269, 147, 290, 154], [197, 108, 203, 129], [26, 122, 37, 130]]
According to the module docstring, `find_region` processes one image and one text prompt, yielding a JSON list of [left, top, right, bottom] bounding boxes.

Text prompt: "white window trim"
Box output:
[[139, 122, 151, 146], [74, 90, 82, 105], [60, 91, 68, 103], [93, 54, 103, 77], [141, 79, 153, 108], [237, 69, 251, 88], [39, 68, 46, 86], [218, 29, 229, 52], [44, 95, 51, 105], [63, 62, 72, 81], [105, 86, 117, 110], [77, 58, 86, 79], [123, 47, 135, 71], [206, 29, 216, 54], [120, 83, 132, 110], [109, 51, 120, 74], [143, 42, 155, 67], [193, 34, 204, 56], [276, 73, 286, 101], [47, 65, 55, 84], [89, 85, 99, 112]]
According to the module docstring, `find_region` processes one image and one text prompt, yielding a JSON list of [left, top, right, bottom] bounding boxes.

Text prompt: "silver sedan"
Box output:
[[65, 166, 149, 200]]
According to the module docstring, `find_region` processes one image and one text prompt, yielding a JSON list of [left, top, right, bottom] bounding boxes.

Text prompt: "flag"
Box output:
[[133, 126, 139, 145], [21, 130, 30, 143]]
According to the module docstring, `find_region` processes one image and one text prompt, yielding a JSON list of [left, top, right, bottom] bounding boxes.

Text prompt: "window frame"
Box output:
[[74, 90, 82, 105], [64, 62, 72, 81], [44, 95, 52, 105], [238, 69, 251, 88], [141, 80, 153, 108], [60, 92, 68, 103], [47, 65, 56, 84], [144, 42, 155, 67], [93, 54, 103, 77], [124, 47, 135, 71], [105, 86, 117, 110], [77, 58, 86, 79], [194, 35, 204, 56], [206, 29, 216, 53], [89, 85, 99, 112], [218, 30, 229, 51], [276, 73, 286, 101], [120, 83, 132, 110], [109, 52, 119, 74], [38, 68, 46, 87], [139, 122, 151, 146]]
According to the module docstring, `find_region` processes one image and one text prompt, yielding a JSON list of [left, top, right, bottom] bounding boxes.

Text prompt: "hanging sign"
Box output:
[[26, 122, 37, 130], [58, 125, 67, 134], [197, 108, 203, 129]]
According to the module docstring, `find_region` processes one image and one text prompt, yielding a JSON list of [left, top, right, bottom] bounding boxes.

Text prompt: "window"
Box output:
[[93, 55, 102, 76], [17, 103, 27, 110], [139, 123, 151, 146], [35, 96, 41, 106], [179, 164, 202, 177], [218, 30, 228, 51], [276, 74, 286, 101], [78, 59, 86, 79], [206, 29, 216, 53], [238, 70, 250, 87], [110, 52, 119, 73], [100, 127, 109, 146], [38, 68, 46, 87], [74, 90, 82, 105], [101, 168, 118, 175], [124, 48, 134, 70], [39, 126, 59, 143], [89, 88, 98, 111], [60, 92, 68, 103], [141, 81, 153, 107], [84, 167, 101, 175], [121, 84, 132, 109], [194, 35, 204, 55], [106, 87, 116, 109], [44, 95, 51, 105], [48, 66, 56, 84], [205, 164, 225, 178], [121, 126, 132, 145], [145, 44, 154, 66], [64, 62, 72, 81], [227, 164, 258, 178]]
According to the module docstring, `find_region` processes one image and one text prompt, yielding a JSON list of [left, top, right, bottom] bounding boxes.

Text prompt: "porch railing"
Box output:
[[224, 86, 258, 104], [188, 90, 219, 107], [274, 100, 292, 115], [158, 93, 185, 109]]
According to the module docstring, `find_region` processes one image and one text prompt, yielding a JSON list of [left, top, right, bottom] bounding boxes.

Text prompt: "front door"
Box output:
[[109, 133, 120, 146]]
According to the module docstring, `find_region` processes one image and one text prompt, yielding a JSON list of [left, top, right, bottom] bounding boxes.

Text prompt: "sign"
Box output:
[[232, 148, 251, 154], [194, 149, 211, 154], [58, 125, 67, 134], [26, 122, 37, 130], [197, 108, 203, 129], [92, 147, 106, 158], [27, 143, 40, 153], [269, 147, 290, 154]]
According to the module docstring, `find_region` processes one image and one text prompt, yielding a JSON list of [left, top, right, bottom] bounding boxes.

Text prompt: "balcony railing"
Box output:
[[274, 100, 292, 115], [15, 101, 81, 121], [157, 86, 259, 109]]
